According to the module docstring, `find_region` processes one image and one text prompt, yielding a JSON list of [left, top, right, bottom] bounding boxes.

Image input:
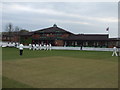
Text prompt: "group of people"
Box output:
[[28, 43, 52, 51], [7, 42, 19, 47], [2, 42, 119, 57], [19, 43, 52, 56], [0, 42, 19, 47]]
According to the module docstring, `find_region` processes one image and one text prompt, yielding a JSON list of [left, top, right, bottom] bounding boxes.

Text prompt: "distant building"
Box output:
[[2, 32, 20, 42], [2, 24, 120, 47]]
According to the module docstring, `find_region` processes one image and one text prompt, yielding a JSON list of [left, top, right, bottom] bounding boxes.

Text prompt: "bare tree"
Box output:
[[5, 23, 14, 32]]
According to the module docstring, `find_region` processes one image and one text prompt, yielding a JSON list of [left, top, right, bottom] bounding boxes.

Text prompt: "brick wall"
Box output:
[[32, 34, 40, 39], [55, 40, 64, 46]]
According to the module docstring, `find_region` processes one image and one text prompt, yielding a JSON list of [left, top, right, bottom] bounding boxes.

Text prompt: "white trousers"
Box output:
[[44, 47, 46, 50], [39, 47, 42, 50], [112, 51, 118, 56], [29, 47, 32, 50], [46, 47, 49, 50], [33, 47, 36, 50], [36, 47, 39, 50]]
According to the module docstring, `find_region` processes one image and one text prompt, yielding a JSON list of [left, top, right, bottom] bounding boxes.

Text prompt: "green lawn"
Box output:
[[2, 47, 118, 88], [2, 47, 118, 61], [2, 76, 32, 88]]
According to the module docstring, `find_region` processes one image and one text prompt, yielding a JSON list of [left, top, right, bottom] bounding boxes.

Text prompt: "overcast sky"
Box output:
[[2, 2, 118, 38]]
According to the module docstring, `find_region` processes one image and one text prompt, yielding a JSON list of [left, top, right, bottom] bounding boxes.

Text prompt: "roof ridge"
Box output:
[[34, 26, 74, 34]]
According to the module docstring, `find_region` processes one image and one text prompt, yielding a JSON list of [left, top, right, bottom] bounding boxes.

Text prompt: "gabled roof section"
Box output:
[[34, 24, 74, 34]]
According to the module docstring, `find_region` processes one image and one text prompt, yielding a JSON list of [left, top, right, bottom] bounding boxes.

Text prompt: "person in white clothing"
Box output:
[[16, 43, 19, 48], [39, 44, 42, 50], [46, 44, 49, 50], [36, 44, 39, 50], [112, 46, 118, 56], [44, 44, 46, 50], [13, 42, 15, 47], [29, 44, 32, 50], [49, 43, 52, 51], [32, 44, 36, 50], [19, 44, 24, 56], [8, 42, 11, 47]]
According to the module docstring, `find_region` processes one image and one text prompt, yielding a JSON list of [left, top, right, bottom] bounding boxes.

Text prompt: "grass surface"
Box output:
[[2, 76, 32, 88], [2, 47, 118, 61], [2, 47, 118, 88]]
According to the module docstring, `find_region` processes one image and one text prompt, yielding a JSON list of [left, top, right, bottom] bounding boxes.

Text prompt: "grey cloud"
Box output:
[[2, 2, 118, 38]]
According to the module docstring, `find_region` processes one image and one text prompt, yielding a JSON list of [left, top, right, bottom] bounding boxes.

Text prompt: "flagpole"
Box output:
[[107, 30, 109, 38], [106, 27, 109, 38], [106, 27, 109, 48]]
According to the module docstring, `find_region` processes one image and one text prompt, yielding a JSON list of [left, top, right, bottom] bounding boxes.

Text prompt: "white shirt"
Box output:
[[13, 43, 15, 46], [36, 44, 39, 47], [113, 47, 117, 51], [33, 44, 35, 47], [40, 44, 41, 47], [29, 44, 31, 46], [19, 44, 24, 50]]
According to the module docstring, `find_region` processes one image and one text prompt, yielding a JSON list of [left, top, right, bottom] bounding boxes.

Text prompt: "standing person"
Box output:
[[36, 44, 39, 50], [9, 42, 11, 47], [112, 46, 118, 56], [15, 42, 17, 47], [32, 44, 35, 50], [19, 43, 24, 56], [13, 42, 15, 47], [80, 45, 83, 50], [39, 44, 42, 50], [46, 44, 49, 50], [29, 44, 32, 50], [16, 43, 19, 48], [44, 44, 46, 50], [49, 43, 52, 51]]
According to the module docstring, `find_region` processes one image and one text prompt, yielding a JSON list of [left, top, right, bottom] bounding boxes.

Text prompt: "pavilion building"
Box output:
[[2, 24, 120, 48]]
